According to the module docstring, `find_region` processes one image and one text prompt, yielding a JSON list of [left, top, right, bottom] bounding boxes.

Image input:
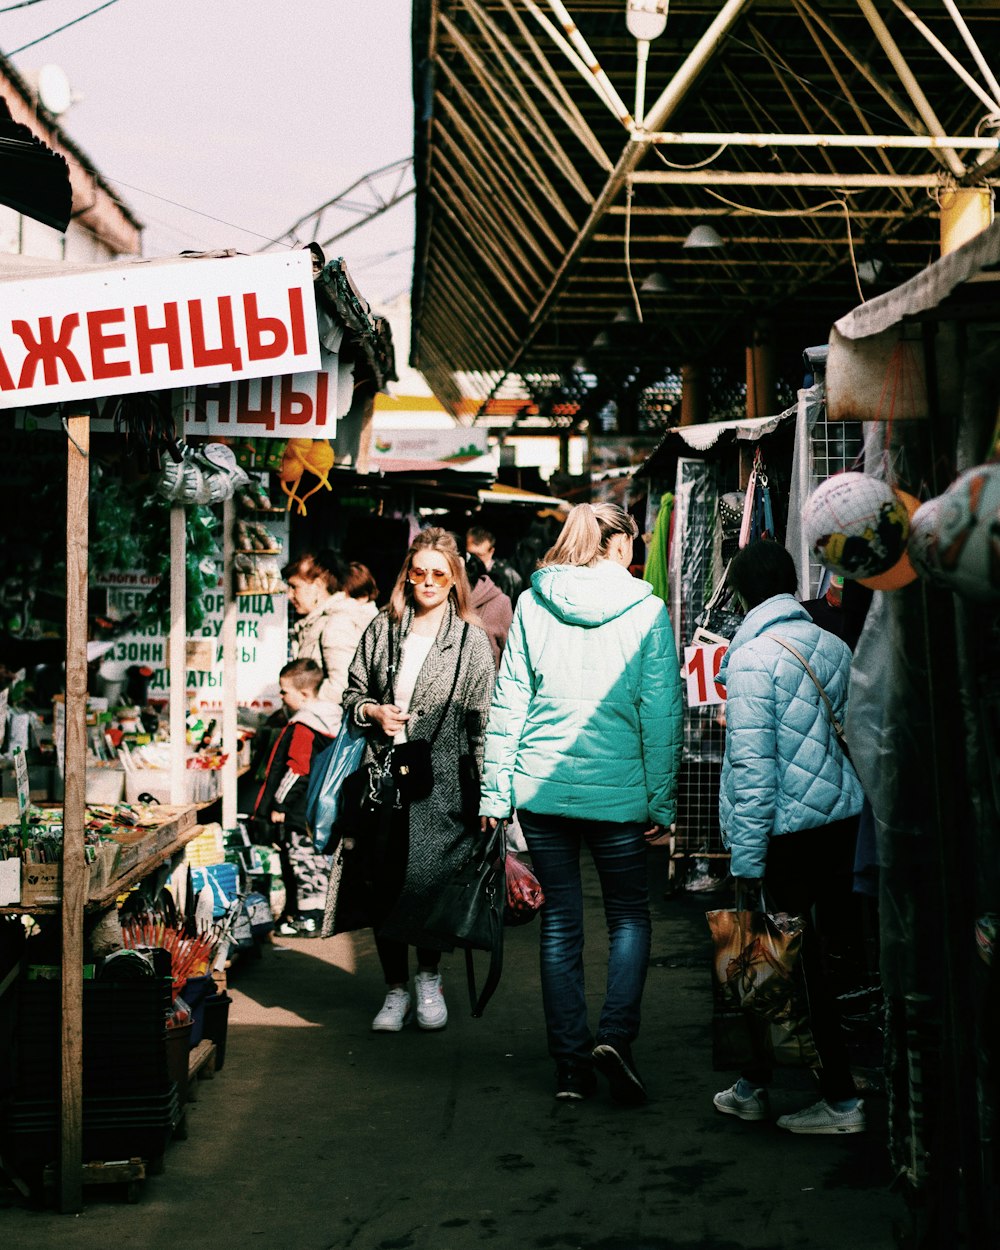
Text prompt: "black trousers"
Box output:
[[369, 805, 440, 986], [743, 816, 859, 1103]]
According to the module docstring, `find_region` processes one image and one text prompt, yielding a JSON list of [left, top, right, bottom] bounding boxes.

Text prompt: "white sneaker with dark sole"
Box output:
[[414, 971, 448, 1030], [777, 1099, 866, 1135], [713, 1083, 770, 1121], [372, 987, 413, 1032]]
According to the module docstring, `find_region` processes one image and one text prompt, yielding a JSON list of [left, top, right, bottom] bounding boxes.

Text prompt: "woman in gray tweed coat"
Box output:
[[322, 528, 495, 1033]]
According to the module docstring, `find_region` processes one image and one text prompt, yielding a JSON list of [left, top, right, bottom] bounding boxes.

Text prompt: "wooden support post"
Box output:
[[354, 389, 376, 475], [679, 362, 706, 427], [60, 412, 89, 1214], [221, 496, 237, 832], [746, 319, 776, 420], [169, 506, 187, 806]]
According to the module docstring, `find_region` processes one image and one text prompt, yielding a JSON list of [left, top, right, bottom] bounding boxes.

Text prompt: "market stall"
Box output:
[[0, 247, 392, 1210], [634, 384, 864, 878], [823, 218, 1000, 1244]]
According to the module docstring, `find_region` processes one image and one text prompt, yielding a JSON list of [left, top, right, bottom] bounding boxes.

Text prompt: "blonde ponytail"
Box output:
[[542, 502, 638, 569]]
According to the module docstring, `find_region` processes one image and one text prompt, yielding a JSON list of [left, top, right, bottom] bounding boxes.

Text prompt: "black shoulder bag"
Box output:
[[386, 622, 468, 804], [424, 819, 506, 1018]]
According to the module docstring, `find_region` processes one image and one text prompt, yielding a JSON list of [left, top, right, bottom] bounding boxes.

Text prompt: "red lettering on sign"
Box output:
[[12, 314, 85, 387], [244, 293, 289, 361], [236, 378, 275, 431], [278, 376, 312, 426], [314, 370, 329, 426], [0, 346, 14, 390], [134, 301, 183, 374], [194, 383, 232, 425], [188, 296, 243, 371], [288, 287, 308, 356], [87, 307, 129, 381]]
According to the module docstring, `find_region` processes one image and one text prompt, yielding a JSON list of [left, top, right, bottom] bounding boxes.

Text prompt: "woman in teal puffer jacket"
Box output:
[[480, 502, 683, 1104], [713, 540, 867, 1137]]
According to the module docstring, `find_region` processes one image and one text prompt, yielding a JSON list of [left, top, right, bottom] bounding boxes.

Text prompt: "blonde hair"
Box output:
[[388, 527, 479, 624], [542, 503, 638, 569]]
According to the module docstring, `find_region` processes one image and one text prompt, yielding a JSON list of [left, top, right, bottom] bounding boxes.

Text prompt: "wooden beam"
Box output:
[[59, 411, 89, 1214]]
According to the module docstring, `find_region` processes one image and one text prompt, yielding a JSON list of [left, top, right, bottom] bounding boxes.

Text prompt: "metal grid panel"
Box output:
[[671, 410, 863, 870], [807, 414, 865, 598]]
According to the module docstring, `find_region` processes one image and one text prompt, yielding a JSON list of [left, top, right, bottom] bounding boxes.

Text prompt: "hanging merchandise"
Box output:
[[858, 490, 920, 591], [738, 449, 775, 549], [908, 463, 1000, 602], [279, 438, 334, 515], [155, 442, 248, 506], [106, 390, 179, 473], [802, 471, 910, 579]]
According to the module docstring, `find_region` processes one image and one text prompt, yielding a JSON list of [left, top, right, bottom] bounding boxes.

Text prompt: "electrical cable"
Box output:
[[699, 187, 866, 302], [0, 0, 62, 14], [652, 142, 730, 171], [5, 0, 120, 58], [624, 182, 643, 324]]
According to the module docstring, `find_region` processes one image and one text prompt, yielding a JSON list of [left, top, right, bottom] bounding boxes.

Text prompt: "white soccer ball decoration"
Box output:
[[803, 472, 910, 579], [907, 463, 1000, 601]]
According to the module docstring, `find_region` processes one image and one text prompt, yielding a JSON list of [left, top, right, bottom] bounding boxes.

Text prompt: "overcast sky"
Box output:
[[1, 0, 416, 308]]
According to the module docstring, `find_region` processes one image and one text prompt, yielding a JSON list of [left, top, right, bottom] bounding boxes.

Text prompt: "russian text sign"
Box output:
[[0, 252, 320, 409]]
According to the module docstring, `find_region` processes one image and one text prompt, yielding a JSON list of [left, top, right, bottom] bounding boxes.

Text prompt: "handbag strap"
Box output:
[[769, 635, 852, 762], [387, 620, 469, 747]]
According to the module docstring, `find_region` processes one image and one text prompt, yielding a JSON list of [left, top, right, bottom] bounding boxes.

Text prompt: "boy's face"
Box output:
[[279, 679, 311, 713]]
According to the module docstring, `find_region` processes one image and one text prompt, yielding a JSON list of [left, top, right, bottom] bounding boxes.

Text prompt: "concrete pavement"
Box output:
[[2, 848, 900, 1248]]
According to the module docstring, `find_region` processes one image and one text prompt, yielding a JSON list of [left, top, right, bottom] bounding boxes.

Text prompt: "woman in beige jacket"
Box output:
[[284, 551, 377, 732]]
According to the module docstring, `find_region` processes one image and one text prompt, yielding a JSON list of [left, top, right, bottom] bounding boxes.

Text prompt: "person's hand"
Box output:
[[270, 811, 285, 824], [644, 822, 676, 845], [480, 816, 499, 833], [366, 703, 410, 737]]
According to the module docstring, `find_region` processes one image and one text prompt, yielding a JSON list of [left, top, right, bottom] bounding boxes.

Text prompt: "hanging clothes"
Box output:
[[643, 492, 673, 605]]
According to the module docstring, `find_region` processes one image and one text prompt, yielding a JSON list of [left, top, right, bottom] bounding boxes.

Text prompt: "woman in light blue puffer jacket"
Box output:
[[480, 503, 683, 1105], [713, 540, 866, 1138]]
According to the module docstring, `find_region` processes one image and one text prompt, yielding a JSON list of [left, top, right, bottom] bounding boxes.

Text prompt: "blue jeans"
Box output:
[[518, 810, 651, 1065]]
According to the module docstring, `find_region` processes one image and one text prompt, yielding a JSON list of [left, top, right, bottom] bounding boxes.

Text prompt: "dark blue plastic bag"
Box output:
[[305, 717, 366, 852]]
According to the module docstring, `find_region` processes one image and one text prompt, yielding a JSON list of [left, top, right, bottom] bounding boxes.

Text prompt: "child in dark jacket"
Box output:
[[250, 658, 340, 935]]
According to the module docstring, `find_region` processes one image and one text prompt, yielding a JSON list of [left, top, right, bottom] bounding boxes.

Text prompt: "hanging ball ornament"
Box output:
[[907, 463, 1000, 601], [858, 490, 921, 591], [802, 472, 910, 579]]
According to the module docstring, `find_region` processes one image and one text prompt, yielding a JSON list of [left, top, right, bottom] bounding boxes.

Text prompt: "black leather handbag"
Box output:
[[423, 821, 506, 1017]]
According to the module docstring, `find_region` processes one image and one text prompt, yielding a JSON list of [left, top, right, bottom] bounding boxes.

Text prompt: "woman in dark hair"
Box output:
[[713, 540, 866, 1135], [284, 549, 374, 722], [322, 528, 495, 1034]]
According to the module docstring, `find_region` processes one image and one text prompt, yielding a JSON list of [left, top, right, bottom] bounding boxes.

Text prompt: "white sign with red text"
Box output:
[[683, 643, 728, 707], [0, 252, 320, 409], [181, 348, 353, 439]]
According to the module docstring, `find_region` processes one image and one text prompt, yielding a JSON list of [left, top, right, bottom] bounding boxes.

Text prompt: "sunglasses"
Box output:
[[408, 565, 451, 586]]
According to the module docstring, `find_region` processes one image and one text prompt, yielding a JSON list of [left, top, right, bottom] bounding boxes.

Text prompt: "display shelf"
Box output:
[[0, 809, 203, 916], [235, 590, 284, 597], [239, 548, 281, 555]]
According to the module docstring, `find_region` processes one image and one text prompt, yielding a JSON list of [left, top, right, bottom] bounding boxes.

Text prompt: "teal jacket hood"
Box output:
[[530, 561, 655, 627]]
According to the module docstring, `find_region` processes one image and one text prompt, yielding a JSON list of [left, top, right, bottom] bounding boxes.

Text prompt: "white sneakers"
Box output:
[[371, 974, 448, 1033], [371, 987, 413, 1032], [777, 1099, 866, 1134], [414, 971, 448, 1030], [713, 1082, 770, 1121]]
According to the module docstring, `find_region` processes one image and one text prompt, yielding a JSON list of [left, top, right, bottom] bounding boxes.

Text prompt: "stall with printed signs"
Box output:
[[0, 247, 393, 1210], [635, 375, 863, 882]]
